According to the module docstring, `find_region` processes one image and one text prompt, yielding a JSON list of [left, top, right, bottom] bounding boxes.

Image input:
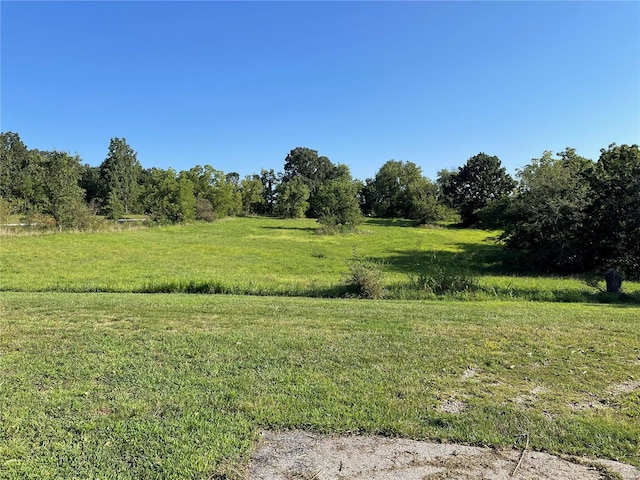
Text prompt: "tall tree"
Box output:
[[358, 178, 376, 216], [79, 164, 101, 207], [259, 168, 280, 215], [143, 168, 195, 223], [444, 153, 515, 226], [588, 144, 640, 277], [281, 147, 347, 217], [314, 174, 363, 231], [240, 174, 265, 215], [275, 177, 310, 219], [501, 149, 594, 273], [282, 147, 336, 185], [99, 138, 142, 214], [225, 172, 240, 188], [0, 132, 48, 215], [0, 132, 29, 202], [41, 150, 90, 229], [435, 168, 457, 207], [368, 160, 440, 220], [406, 176, 447, 224], [183, 165, 241, 219]]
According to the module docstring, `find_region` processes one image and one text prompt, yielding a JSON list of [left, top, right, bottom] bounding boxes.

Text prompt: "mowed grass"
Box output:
[[1, 293, 639, 479], [2, 216, 639, 300], [1, 218, 639, 478]]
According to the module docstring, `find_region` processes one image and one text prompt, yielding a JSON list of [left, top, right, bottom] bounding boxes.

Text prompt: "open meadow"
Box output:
[[1, 218, 639, 479], [2, 217, 639, 300]]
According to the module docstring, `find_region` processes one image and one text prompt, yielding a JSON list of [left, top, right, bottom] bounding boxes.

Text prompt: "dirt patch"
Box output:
[[438, 399, 467, 414], [514, 385, 547, 408], [461, 366, 478, 380], [249, 430, 640, 480], [607, 380, 640, 397]]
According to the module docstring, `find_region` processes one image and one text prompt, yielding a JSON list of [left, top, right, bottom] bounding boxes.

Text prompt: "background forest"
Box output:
[[1, 131, 638, 278]]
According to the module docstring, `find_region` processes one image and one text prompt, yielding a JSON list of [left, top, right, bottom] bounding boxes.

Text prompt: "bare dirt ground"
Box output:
[[249, 430, 640, 480]]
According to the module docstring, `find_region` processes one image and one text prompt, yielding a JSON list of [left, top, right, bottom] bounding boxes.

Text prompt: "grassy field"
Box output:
[[1, 218, 639, 478], [2, 217, 639, 300], [1, 293, 639, 479]]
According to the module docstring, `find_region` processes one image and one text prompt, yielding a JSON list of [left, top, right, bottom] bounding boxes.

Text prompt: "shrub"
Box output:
[[316, 214, 360, 235], [20, 211, 57, 230], [195, 197, 216, 222], [0, 198, 14, 224], [345, 255, 386, 299]]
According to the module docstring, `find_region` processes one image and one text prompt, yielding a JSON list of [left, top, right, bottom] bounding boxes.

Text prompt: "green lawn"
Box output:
[[2, 218, 639, 478], [1, 293, 638, 479], [2, 217, 638, 300]]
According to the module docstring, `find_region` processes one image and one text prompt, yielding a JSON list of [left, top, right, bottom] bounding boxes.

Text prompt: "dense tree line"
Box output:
[[499, 145, 640, 277], [1, 131, 638, 277]]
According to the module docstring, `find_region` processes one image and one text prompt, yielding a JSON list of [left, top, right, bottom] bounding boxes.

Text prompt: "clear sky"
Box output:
[[2, 1, 639, 182]]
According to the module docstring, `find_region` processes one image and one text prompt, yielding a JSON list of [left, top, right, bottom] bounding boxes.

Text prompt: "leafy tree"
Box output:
[[443, 153, 515, 226], [225, 172, 240, 188], [501, 149, 594, 273], [210, 173, 241, 218], [143, 168, 195, 223], [41, 150, 91, 229], [282, 147, 337, 185], [275, 177, 310, 219], [281, 147, 347, 217], [240, 174, 265, 215], [368, 160, 441, 221], [357, 178, 376, 216], [103, 190, 124, 221], [435, 168, 457, 206], [183, 165, 241, 219], [0, 133, 49, 215], [370, 160, 415, 217], [588, 144, 640, 277], [315, 176, 363, 231], [407, 177, 448, 224], [0, 132, 29, 202], [20, 150, 50, 216], [308, 163, 352, 218], [99, 138, 142, 214], [79, 164, 101, 208], [259, 168, 280, 215]]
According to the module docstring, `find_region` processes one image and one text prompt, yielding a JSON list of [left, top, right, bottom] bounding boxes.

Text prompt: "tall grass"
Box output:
[[1, 217, 639, 302]]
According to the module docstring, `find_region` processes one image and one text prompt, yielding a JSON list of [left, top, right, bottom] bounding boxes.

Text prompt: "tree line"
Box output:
[[1, 132, 638, 278]]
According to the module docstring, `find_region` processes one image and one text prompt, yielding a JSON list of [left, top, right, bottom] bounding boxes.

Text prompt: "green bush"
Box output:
[[195, 197, 216, 222], [0, 198, 14, 224], [20, 211, 57, 230], [345, 255, 386, 299], [316, 214, 360, 235]]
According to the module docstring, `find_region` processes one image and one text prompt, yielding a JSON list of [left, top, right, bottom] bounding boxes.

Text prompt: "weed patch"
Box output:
[[407, 252, 481, 295], [345, 254, 386, 299]]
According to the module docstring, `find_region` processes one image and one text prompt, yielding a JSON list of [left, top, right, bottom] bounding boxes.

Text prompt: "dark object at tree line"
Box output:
[[605, 268, 622, 293]]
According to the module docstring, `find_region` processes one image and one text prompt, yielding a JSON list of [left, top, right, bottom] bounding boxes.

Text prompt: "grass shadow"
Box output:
[[259, 225, 318, 233], [374, 242, 512, 276], [368, 242, 640, 304], [363, 218, 418, 228]]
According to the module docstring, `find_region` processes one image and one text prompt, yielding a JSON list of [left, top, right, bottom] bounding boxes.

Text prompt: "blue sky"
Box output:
[[2, 1, 639, 181]]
